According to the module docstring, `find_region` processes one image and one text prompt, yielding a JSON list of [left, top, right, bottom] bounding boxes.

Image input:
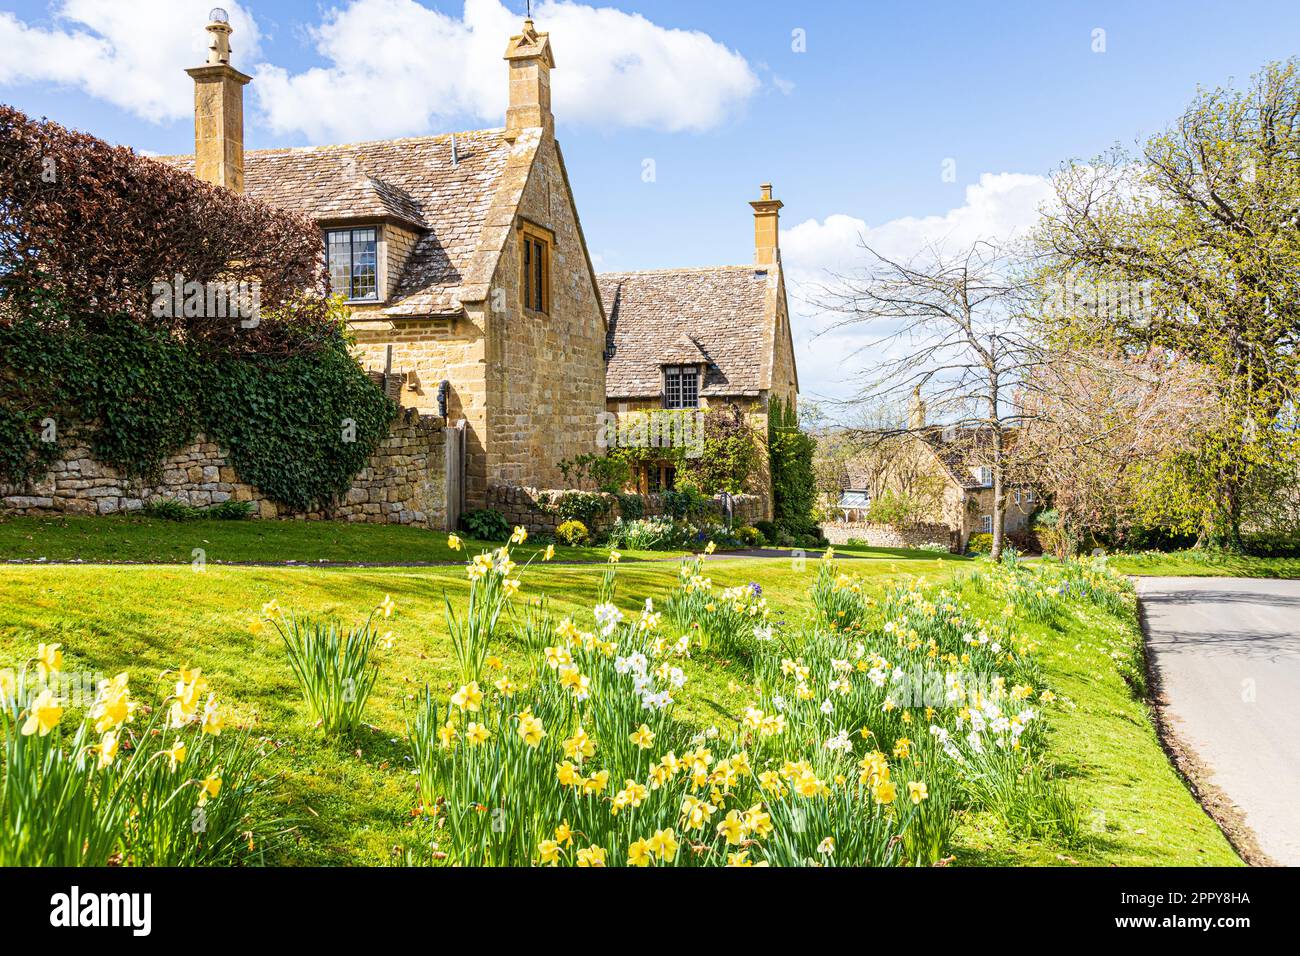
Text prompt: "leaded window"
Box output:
[[664, 365, 699, 409], [326, 228, 378, 301]]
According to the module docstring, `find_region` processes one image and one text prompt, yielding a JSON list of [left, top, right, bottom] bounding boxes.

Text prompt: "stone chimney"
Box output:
[[186, 9, 251, 192], [504, 18, 555, 136], [908, 387, 927, 430], [750, 183, 783, 266]]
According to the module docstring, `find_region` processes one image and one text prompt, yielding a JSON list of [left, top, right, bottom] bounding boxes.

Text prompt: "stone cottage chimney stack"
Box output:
[[186, 9, 251, 193], [908, 387, 927, 430], [750, 183, 784, 266], [504, 18, 556, 137]]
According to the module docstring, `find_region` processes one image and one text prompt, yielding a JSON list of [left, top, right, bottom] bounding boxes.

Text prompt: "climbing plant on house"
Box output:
[[0, 106, 394, 509]]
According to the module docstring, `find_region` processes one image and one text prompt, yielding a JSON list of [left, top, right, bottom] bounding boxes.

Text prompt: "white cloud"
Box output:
[[0, 0, 262, 123], [255, 0, 761, 142], [780, 173, 1056, 406]]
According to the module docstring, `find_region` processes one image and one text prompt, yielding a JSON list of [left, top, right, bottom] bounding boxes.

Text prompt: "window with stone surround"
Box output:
[[663, 365, 699, 409], [521, 227, 550, 314], [326, 227, 378, 302]]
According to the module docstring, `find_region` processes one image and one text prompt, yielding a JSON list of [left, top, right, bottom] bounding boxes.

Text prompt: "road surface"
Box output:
[[1137, 576, 1300, 865]]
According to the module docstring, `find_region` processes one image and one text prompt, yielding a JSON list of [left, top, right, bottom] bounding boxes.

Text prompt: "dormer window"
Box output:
[[326, 227, 378, 302], [664, 365, 699, 409], [978, 466, 993, 487]]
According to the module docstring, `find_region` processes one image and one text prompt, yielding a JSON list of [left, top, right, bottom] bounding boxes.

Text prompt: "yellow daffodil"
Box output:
[[629, 724, 655, 749], [450, 681, 483, 712], [554, 822, 573, 846], [576, 844, 606, 867], [563, 727, 596, 763], [717, 809, 746, 845], [544, 544, 555, 561], [510, 526, 528, 544], [36, 643, 62, 680], [437, 722, 458, 749], [495, 676, 518, 696], [90, 672, 136, 733], [261, 599, 281, 618], [198, 772, 222, 806], [503, 578, 522, 598], [648, 828, 679, 862], [464, 722, 491, 746], [378, 594, 396, 618], [608, 550, 621, 564], [704, 541, 716, 555], [537, 839, 561, 865], [21, 688, 63, 737], [447, 534, 463, 551], [517, 709, 545, 746], [908, 781, 929, 804], [873, 779, 897, 805], [164, 740, 187, 771], [627, 838, 653, 867], [96, 729, 119, 769]]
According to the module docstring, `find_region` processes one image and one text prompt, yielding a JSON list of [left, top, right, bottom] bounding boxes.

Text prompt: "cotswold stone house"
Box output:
[[598, 186, 800, 513], [830, 416, 1038, 551], [164, 15, 608, 511]]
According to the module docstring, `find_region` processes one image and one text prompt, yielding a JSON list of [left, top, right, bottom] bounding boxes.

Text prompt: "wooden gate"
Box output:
[[444, 419, 466, 531]]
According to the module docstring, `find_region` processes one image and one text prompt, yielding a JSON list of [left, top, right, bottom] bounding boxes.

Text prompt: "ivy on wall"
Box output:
[[0, 106, 396, 510], [0, 302, 396, 511]]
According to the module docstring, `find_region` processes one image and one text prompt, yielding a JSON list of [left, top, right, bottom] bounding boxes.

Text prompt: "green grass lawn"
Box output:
[[1108, 549, 1300, 578], [0, 514, 685, 565], [0, 528, 1238, 866]]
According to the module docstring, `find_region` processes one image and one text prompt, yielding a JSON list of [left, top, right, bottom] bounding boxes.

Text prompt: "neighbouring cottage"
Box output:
[[827, 398, 1039, 551], [161, 13, 608, 513], [597, 186, 801, 516]]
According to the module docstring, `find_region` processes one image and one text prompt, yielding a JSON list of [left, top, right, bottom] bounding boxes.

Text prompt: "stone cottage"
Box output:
[[829, 416, 1040, 551], [163, 13, 609, 512], [597, 186, 801, 514]]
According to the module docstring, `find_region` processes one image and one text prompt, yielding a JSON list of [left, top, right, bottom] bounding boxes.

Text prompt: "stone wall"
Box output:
[[485, 484, 766, 536], [1, 408, 448, 528], [820, 520, 958, 552]]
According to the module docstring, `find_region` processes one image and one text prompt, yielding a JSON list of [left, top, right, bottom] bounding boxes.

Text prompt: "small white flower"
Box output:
[[820, 698, 834, 715]]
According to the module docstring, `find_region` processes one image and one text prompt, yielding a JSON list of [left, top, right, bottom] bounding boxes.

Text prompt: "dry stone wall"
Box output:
[[2, 408, 447, 528], [820, 521, 958, 552], [486, 484, 766, 536]]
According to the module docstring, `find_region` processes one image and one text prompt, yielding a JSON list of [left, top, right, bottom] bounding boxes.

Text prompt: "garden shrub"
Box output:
[[661, 483, 713, 522], [557, 453, 631, 493], [767, 396, 818, 539], [0, 107, 396, 506], [754, 519, 778, 543], [556, 519, 589, 546], [615, 492, 645, 521], [735, 525, 765, 547], [553, 491, 611, 527], [460, 508, 511, 542], [967, 532, 994, 554]]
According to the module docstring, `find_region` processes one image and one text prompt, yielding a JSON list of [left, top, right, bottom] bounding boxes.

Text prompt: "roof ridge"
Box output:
[[153, 127, 509, 163], [597, 264, 768, 278]]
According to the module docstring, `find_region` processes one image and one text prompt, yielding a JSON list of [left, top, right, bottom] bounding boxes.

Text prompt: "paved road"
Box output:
[[1137, 577, 1300, 865]]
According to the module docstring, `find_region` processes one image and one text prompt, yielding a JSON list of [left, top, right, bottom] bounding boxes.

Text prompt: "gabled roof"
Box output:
[[598, 265, 778, 399], [918, 427, 1006, 490], [158, 128, 518, 316]]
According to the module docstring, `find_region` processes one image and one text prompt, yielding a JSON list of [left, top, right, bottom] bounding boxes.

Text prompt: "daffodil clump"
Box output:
[[663, 551, 771, 658], [262, 595, 394, 736], [0, 649, 283, 866]]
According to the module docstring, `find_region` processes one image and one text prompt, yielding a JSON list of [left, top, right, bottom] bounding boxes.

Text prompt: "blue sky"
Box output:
[[3, 0, 1298, 401]]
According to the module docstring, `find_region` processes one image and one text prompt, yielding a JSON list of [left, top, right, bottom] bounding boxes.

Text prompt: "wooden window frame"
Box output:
[[325, 226, 380, 303], [519, 224, 551, 315], [663, 365, 700, 409]]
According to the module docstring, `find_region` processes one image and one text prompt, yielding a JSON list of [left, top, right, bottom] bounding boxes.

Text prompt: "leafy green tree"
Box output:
[[1037, 60, 1300, 549]]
